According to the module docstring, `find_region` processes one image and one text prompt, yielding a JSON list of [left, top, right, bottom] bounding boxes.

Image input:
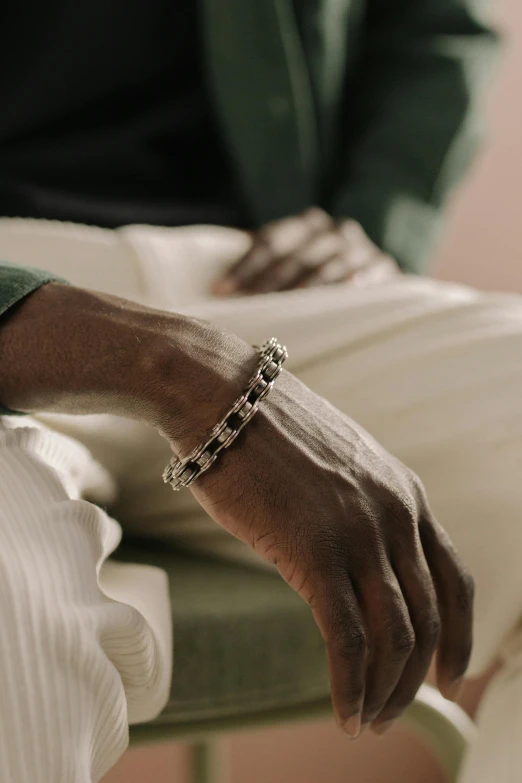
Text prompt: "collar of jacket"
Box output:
[[200, 0, 320, 225]]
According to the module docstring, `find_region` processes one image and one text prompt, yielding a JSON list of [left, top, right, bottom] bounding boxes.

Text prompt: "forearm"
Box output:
[[0, 282, 256, 451]]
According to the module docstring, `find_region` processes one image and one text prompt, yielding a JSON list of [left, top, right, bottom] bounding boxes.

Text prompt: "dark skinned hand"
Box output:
[[213, 207, 400, 296], [165, 331, 474, 739]]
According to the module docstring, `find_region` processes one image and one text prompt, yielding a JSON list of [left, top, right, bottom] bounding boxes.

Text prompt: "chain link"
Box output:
[[163, 338, 288, 491]]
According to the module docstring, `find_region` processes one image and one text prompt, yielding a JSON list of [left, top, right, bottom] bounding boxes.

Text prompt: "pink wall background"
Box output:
[[436, 0, 522, 293], [104, 1, 522, 780]]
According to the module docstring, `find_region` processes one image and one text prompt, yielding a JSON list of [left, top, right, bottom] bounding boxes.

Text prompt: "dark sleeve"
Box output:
[[328, 0, 500, 274], [0, 262, 68, 415]]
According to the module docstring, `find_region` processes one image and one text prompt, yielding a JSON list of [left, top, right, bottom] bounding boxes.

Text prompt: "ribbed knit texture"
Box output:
[[0, 419, 171, 782]]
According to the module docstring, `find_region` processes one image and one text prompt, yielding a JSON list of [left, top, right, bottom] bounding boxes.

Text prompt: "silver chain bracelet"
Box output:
[[163, 338, 288, 491]]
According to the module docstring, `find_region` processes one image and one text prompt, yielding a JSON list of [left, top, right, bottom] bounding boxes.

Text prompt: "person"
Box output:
[[0, 1, 516, 782]]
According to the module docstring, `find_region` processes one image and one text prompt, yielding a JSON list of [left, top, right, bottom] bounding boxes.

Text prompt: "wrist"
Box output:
[[139, 315, 258, 454]]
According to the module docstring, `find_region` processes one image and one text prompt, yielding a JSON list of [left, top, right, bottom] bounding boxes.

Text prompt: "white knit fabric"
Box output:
[[1, 218, 522, 780], [0, 419, 172, 782]]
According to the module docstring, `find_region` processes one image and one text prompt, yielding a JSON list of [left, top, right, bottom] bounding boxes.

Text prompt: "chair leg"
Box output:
[[402, 685, 477, 782], [189, 738, 229, 783]]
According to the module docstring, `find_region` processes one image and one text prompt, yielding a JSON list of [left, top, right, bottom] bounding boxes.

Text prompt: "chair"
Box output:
[[116, 540, 476, 783]]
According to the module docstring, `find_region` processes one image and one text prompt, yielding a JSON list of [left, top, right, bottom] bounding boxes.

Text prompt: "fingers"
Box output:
[[314, 561, 434, 738], [213, 208, 331, 295], [253, 231, 343, 293], [368, 491, 472, 734], [262, 218, 387, 291], [211, 210, 394, 296], [419, 514, 474, 700], [243, 214, 376, 293], [310, 489, 471, 741], [358, 572, 416, 727], [239, 208, 333, 294], [310, 575, 367, 737], [297, 247, 380, 289], [370, 547, 440, 733]]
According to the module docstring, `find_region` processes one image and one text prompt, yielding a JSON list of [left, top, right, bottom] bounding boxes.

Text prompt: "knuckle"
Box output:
[[274, 256, 301, 282], [335, 627, 368, 662], [309, 528, 348, 567], [417, 614, 441, 655], [236, 249, 270, 280], [405, 469, 429, 507], [261, 214, 287, 236], [386, 491, 420, 541], [388, 622, 416, 661], [259, 228, 278, 251], [399, 496, 420, 528], [407, 467, 424, 490], [321, 256, 348, 284], [302, 206, 329, 224], [339, 218, 363, 237]]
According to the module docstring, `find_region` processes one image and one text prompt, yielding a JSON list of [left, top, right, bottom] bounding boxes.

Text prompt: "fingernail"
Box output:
[[343, 714, 362, 739], [372, 719, 397, 737], [443, 677, 464, 702], [213, 278, 237, 296]]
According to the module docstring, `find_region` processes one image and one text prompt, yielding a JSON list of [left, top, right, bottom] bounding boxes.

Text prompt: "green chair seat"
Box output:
[[115, 539, 330, 729]]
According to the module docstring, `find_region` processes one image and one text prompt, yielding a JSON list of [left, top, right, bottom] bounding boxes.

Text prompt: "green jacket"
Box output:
[[0, 0, 498, 412], [202, 0, 497, 269]]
